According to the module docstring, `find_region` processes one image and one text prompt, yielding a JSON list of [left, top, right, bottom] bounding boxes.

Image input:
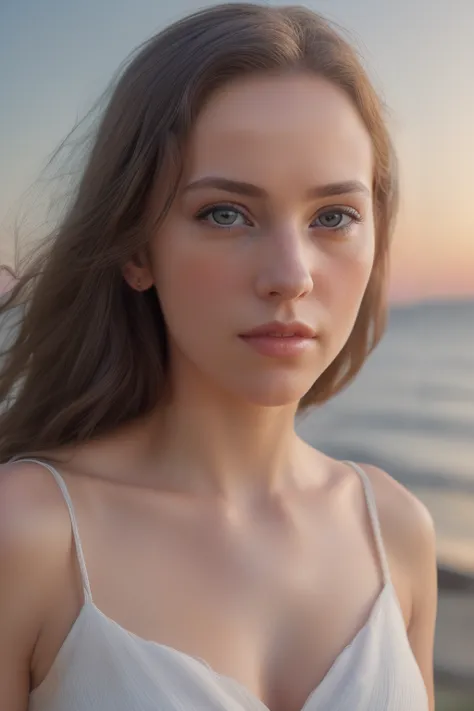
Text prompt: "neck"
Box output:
[[146, 379, 305, 502]]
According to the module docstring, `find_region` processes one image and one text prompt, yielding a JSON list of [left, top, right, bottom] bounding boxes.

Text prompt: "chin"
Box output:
[[245, 392, 303, 409], [230, 374, 316, 409]]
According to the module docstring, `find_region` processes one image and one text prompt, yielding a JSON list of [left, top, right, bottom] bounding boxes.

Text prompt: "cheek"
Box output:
[[349, 222, 375, 284], [324, 236, 375, 298], [151, 235, 241, 322], [185, 253, 237, 296], [317, 235, 375, 343], [348, 245, 375, 289]]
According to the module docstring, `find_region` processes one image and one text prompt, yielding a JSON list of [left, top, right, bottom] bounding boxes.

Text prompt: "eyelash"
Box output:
[[195, 203, 252, 227], [195, 203, 363, 234]]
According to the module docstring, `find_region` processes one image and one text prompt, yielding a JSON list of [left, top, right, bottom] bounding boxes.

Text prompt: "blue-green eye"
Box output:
[[197, 205, 249, 227], [312, 208, 361, 231]]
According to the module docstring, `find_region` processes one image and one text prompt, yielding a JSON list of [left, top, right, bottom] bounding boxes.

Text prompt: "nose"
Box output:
[[254, 228, 314, 302]]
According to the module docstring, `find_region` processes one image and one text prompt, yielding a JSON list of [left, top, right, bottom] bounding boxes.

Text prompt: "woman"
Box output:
[[0, 3, 437, 710]]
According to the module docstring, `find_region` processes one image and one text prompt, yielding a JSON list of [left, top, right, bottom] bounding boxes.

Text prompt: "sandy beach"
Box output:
[[433, 566, 474, 709], [436, 594, 474, 684]]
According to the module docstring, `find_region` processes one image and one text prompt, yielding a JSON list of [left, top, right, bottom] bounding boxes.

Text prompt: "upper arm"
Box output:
[[0, 464, 71, 710], [362, 465, 438, 711], [405, 499, 438, 711]]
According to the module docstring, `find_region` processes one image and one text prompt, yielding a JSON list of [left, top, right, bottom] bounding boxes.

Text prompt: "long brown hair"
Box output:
[[0, 3, 398, 462]]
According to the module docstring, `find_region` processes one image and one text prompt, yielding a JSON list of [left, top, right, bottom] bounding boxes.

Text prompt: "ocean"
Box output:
[[297, 299, 474, 574]]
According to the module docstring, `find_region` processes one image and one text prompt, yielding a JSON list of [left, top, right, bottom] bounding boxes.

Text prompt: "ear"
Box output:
[[122, 252, 154, 292]]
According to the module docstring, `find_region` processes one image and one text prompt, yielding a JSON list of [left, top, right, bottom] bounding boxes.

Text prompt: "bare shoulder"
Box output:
[[0, 460, 73, 554], [358, 464, 437, 708], [358, 463, 437, 575], [0, 461, 74, 668]]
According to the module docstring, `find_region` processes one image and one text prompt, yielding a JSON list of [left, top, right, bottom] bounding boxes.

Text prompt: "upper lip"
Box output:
[[240, 321, 317, 338]]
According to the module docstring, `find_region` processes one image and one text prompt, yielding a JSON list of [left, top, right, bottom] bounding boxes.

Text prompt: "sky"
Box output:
[[1, 0, 473, 302]]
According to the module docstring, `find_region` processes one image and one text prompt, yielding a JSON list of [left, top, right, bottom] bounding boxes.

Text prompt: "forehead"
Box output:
[[185, 73, 374, 191]]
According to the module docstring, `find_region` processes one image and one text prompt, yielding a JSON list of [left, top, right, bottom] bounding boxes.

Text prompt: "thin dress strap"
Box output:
[[344, 460, 392, 587], [9, 457, 93, 602]]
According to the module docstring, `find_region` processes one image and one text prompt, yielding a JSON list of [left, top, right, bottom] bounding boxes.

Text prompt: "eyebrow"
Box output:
[[182, 177, 371, 199]]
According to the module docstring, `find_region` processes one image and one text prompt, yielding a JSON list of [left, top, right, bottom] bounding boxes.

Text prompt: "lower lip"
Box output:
[[239, 335, 316, 358]]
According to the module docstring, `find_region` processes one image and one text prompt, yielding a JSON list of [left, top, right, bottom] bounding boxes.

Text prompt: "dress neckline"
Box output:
[[32, 582, 394, 711]]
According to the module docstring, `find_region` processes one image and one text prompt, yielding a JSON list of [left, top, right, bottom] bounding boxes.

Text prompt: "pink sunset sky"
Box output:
[[1, 0, 473, 304]]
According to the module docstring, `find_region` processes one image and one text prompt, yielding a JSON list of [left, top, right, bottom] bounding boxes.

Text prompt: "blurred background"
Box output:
[[1, 1, 473, 708]]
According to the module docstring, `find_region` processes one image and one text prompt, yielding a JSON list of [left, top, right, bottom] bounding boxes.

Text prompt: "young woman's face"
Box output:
[[147, 73, 375, 407]]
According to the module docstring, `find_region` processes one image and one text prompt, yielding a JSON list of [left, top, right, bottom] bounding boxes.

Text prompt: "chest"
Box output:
[[80, 495, 398, 711], [32, 592, 428, 711]]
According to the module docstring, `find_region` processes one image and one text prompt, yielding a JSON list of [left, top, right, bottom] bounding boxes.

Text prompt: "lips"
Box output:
[[238, 322, 317, 358], [240, 321, 316, 339]]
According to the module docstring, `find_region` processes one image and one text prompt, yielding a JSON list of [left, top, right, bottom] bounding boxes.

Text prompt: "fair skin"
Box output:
[[0, 73, 437, 711]]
